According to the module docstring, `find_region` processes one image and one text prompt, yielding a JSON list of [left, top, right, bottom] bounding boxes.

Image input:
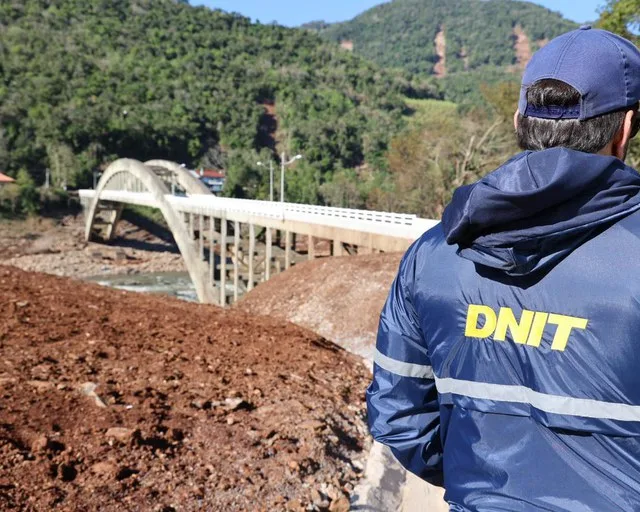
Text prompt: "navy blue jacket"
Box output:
[[367, 148, 640, 511]]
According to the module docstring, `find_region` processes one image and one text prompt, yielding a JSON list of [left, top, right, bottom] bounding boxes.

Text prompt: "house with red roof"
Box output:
[[191, 168, 226, 194]]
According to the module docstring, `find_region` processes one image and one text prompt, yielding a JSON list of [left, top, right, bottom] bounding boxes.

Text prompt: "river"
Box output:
[[86, 272, 199, 302]]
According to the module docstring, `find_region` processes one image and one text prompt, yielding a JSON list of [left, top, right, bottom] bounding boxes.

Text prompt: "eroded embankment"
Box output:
[[238, 253, 403, 360]]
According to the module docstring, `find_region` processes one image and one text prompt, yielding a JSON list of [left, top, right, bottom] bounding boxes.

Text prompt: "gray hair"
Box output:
[[516, 79, 627, 154]]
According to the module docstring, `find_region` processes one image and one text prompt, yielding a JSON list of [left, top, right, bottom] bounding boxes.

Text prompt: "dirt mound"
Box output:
[[0, 266, 369, 511], [238, 254, 403, 360]]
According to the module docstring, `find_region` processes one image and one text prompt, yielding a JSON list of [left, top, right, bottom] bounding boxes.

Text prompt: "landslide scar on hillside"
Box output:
[[340, 40, 354, 51], [434, 26, 446, 78], [513, 25, 532, 70], [257, 101, 277, 151]]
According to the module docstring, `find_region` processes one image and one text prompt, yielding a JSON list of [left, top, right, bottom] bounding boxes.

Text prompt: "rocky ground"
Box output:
[[237, 253, 403, 360], [1, 216, 186, 278], [238, 254, 449, 512], [0, 266, 370, 511]]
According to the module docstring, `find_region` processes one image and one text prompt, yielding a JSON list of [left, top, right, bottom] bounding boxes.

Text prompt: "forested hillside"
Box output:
[[309, 0, 577, 103], [0, 0, 437, 204]]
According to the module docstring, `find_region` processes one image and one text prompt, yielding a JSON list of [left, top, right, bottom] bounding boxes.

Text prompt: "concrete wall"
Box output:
[[402, 472, 448, 512]]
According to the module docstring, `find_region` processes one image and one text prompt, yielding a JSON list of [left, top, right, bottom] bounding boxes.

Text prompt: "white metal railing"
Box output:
[[78, 190, 439, 240], [284, 203, 415, 226]]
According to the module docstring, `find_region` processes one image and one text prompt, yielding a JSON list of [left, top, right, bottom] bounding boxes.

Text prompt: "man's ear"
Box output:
[[612, 110, 635, 161], [514, 110, 519, 131]]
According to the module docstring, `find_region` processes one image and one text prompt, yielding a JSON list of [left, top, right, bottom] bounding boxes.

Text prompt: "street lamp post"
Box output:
[[256, 160, 274, 202], [280, 152, 303, 203]]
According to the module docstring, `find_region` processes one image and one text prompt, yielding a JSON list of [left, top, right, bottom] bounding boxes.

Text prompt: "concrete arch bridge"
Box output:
[[79, 158, 437, 305]]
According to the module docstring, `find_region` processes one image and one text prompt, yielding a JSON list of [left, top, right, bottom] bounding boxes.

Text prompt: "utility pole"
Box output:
[[280, 153, 285, 203], [280, 152, 303, 203], [269, 160, 274, 202]]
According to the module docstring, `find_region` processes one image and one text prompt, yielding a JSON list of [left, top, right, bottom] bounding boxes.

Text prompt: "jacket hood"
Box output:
[[442, 148, 640, 276]]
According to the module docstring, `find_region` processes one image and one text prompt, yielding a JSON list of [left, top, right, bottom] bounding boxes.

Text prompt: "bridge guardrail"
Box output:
[[183, 195, 420, 226]]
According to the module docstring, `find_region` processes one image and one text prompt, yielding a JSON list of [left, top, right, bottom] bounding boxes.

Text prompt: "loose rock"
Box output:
[[105, 427, 137, 443], [0, 265, 370, 511]]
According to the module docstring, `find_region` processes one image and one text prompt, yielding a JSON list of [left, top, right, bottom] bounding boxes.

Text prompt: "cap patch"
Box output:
[[523, 104, 581, 120]]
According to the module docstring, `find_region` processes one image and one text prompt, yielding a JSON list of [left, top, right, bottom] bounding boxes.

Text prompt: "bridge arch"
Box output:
[[85, 158, 216, 304], [144, 159, 212, 196]]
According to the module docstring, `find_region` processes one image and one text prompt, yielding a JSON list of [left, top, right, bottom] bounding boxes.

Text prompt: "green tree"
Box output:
[[319, 167, 365, 208], [598, 0, 640, 169], [285, 161, 321, 205], [598, 0, 640, 41], [0, 184, 20, 216], [370, 108, 514, 218], [0, 0, 435, 206], [46, 142, 80, 189], [16, 168, 38, 214]]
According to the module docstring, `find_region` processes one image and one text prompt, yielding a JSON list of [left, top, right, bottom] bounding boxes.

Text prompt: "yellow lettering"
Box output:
[[465, 305, 588, 352], [526, 312, 549, 348], [547, 314, 588, 352], [494, 308, 535, 344], [465, 305, 497, 338]]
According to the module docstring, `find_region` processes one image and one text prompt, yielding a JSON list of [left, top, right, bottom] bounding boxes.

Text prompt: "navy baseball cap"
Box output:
[[519, 25, 640, 121]]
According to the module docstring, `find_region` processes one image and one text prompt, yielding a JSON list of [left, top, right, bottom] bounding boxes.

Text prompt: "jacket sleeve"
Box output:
[[366, 248, 443, 483]]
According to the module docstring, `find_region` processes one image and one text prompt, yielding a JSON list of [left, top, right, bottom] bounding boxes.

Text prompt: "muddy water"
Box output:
[[86, 272, 244, 304]]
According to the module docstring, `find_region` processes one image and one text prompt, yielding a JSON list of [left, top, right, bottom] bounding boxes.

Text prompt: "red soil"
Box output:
[[0, 266, 369, 511]]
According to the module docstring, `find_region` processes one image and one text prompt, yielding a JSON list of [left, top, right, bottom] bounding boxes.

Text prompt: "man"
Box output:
[[367, 26, 640, 511]]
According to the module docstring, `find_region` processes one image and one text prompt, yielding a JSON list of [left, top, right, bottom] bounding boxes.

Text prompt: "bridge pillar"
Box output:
[[209, 216, 215, 286], [233, 221, 240, 303], [198, 215, 204, 260], [220, 215, 228, 306], [308, 235, 316, 260], [105, 205, 123, 242], [285, 231, 292, 270], [248, 223, 255, 291], [265, 228, 272, 281], [333, 239, 344, 257], [89, 203, 124, 242]]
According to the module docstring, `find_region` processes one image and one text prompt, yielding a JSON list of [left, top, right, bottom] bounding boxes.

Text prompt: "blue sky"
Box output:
[[194, 0, 604, 27]]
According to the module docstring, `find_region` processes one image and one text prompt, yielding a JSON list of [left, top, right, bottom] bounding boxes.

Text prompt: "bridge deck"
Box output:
[[79, 190, 438, 245]]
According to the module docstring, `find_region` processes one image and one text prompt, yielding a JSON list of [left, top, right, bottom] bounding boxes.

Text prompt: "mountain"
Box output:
[[309, 0, 578, 102], [0, 0, 436, 204]]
